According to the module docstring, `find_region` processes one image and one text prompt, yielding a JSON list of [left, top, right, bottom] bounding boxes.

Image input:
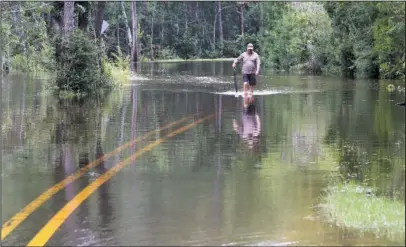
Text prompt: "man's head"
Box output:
[[247, 43, 254, 54]]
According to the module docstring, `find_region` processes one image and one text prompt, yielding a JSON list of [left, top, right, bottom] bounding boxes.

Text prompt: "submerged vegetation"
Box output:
[[319, 182, 405, 242], [318, 78, 406, 244]]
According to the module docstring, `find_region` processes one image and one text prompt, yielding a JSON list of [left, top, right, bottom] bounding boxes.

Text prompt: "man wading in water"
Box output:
[[232, 43, 261, 96]]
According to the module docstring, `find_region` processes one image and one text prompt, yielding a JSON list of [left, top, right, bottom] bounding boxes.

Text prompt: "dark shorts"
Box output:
[[243, 74, 256, 86]]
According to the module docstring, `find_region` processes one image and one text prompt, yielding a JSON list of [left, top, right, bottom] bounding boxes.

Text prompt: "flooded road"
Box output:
[[2, 61, 405, 246]]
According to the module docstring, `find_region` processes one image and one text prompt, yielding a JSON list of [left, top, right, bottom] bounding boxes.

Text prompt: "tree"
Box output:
[[94, 1, 106, 38], [217, 1, 224, 50], [63, 1, 75, 39], [131, 1, 138, 69]]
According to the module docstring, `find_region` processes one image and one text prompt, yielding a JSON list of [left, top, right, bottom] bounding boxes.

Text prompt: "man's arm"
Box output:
[[254, 114, 261, 136], [232, 53, 244, 68], [255, 54, 261, 75], [233, 119, 243, 135]]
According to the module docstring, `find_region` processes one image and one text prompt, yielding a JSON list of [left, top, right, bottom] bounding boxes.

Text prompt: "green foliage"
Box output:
[[10, 44, 54, 73], [2, 1, 404, 81], [372, 2, 405, 79], [55, 30, 111, 94], [153, 48, 179, 60], [220, 33, 261, 58], [173, 30, 199, 59], [101, 47, 131, 87], [221, 40, 240, 58], [1, 2, 55, 74], [324, 2, 404, 79], [262, 3, 334, 73]]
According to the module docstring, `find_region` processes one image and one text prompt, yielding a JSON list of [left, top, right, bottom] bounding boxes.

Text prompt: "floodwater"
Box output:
[[1, 61, 405, 246]]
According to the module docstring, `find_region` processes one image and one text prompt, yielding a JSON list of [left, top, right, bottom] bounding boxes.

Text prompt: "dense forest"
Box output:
[[1, 1, 405, 93]]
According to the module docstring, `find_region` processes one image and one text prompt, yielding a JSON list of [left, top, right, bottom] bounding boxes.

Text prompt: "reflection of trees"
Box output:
[[130, 87, 138, 167], [324, 82, 405, 200], [49, 95, 115, 244], [1, 77, 126, 233], [2, 74, 29, 153], [52, 106, 83, 244], [257, 91, 333, 168], [139, 90, 216, 172]]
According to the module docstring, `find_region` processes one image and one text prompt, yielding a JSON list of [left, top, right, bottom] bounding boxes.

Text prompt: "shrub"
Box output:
[[55, 30, 111, 94]]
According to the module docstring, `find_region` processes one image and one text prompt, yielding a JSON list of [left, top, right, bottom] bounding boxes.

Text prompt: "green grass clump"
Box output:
[[319, 182, 405, 243], [102, 59, 129, 87], [101, 49, 130, 87]]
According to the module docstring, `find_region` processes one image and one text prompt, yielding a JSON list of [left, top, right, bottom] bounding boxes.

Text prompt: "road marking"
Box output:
[[27, 113, 214, 246], [1, 116, 193, 240]]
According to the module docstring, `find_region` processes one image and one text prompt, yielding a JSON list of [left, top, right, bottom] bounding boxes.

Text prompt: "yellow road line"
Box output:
[[27, 113, 214, 247], [1, 116, 193, 240]]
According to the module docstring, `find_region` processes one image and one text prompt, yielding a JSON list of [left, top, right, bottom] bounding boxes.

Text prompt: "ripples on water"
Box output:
[[1, 61, 405, 246]]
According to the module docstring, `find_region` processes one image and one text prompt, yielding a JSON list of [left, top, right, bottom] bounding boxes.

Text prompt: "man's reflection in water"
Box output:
[[233, 95, 261, 150]]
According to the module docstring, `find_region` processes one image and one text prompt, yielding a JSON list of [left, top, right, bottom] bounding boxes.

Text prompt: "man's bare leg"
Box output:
[[248, 85, 254, 96], [243, 82, 249, 96]]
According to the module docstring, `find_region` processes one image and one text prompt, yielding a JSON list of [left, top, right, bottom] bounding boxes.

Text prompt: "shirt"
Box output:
[[234, 51, 261, 74]]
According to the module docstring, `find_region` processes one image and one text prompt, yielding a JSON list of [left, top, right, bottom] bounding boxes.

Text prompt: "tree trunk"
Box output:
[[77, 1, 90, 32], [43, 11, 53, 38], [117, 25, 120, 51], [51, 2, 64, 64], [218, 1, 223, 50], [195, 2, 199, 21], [149, 2, 156, 59], [260, 2, 264, 37], [11, 3, 19, 33], [63, 1, 75, 39], [135, 2, 140, 62], [16, 4, 27, 54], [94, 1, 106, 39], [184, 2, 188, 33], [176, 17, 179, 35], [212, 4, 217, 51], [202, 12, 208, 49], [240, 5, 244, 36], [161, 14, 164, 48], [237, 4, 244, 46], [131, 1, 138, 69], [120, 1, 132, 54], [48, 2, 64, 38]]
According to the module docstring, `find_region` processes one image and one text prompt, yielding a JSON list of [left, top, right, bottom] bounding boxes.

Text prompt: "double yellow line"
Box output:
[[2, 113, 214, 246]]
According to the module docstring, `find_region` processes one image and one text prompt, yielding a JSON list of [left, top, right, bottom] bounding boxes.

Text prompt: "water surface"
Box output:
[[2, 61, 405, 246]]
